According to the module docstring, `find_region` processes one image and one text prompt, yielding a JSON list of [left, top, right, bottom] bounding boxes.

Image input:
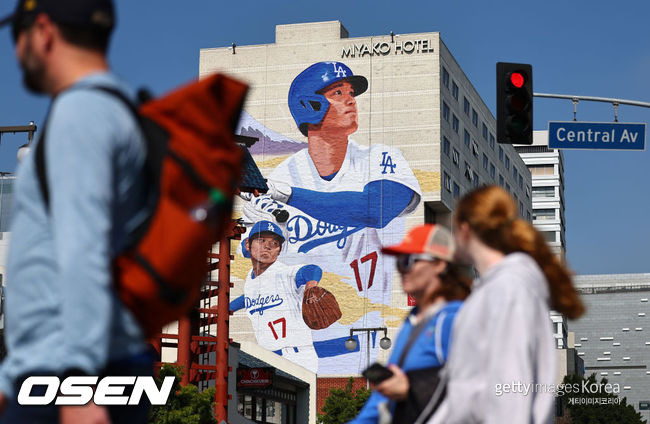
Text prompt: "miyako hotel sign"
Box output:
[[342, 39, 434, 58]]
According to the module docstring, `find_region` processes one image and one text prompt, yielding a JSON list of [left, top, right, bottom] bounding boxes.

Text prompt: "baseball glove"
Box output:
[[302, 286, 342, 330]]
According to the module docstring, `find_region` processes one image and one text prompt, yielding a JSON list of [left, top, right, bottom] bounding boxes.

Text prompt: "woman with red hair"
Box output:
[[428, 185, 584, 424]]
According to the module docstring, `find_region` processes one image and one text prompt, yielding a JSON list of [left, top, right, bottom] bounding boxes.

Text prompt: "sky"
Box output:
[[0, 0, 648, 275]]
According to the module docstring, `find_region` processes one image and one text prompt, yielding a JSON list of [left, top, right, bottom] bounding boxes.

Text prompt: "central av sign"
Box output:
[[341, 39, 434, 58]]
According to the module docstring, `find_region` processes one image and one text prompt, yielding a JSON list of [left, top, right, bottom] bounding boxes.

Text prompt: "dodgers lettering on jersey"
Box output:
[[269, 140, 421, 306], [244, 261, 313, 351]]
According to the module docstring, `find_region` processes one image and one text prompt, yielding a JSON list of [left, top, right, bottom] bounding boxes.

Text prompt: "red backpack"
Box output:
[[35, 74, 247, 335]]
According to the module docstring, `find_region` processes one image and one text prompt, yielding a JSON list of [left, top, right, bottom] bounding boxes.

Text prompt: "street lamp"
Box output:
[[0, 122, 37, 163], [345, 327, 392, 388]]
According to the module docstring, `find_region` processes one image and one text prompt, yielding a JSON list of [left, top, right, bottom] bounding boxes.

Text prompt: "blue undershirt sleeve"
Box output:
[[295, 265, 323, 289], [230, 295, 245, 312], [288, 180, 414, 228]]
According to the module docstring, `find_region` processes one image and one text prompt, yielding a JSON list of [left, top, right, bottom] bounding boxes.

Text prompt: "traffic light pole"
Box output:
[[533, 93, 650, 122], [533, 93, 650, 108]]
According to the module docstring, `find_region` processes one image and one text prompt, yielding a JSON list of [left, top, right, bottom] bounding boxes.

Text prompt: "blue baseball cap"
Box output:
[[249, 220, 285, 243]]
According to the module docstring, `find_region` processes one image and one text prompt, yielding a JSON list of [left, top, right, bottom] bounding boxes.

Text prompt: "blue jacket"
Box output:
[[349, 300, 462, 424]]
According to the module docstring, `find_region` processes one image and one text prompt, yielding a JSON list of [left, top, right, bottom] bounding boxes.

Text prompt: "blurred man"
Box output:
[[0, 1, 152, 422]]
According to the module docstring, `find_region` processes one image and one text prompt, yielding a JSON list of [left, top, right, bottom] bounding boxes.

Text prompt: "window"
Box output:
[[471, 141, 479, 157], [452, 114, 459, 133], [489, 133, 495, 149], [499, 174, 504, 186], [490, 163, 496, 179], [442, 67, 449, 89], [464, 162, 472, 180], [482, 123, 488, 140], [453, 182, 460, 199], [529, 165, 555, 176], [505, 155, 510, 170], [513, 167, 518, 180], [525, 185, 530, 198], [442, 101, 450, 122], [464, 130, 471, 148], [472, 172, 480, 188], [443, 137, 450, 157], [519, 175, 523, 189], [452, 81, 459, 100], [444, 172, 451, 191], [513, 193, 518, 204], [534, 209, 555, 220], [472, 109, 478, 127], [532, 186, 555, 198], [463, 97, 470, 116], [482, 154, 488, 170], [526, 211, 531, 221], [498, 146, 503, 161], [519, 201, 524, 216], [452, 148, 460, 166], [505, 183, 511, 193]]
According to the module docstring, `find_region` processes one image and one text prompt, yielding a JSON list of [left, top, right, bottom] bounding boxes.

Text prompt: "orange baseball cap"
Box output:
[[382, 224, 455, 262]]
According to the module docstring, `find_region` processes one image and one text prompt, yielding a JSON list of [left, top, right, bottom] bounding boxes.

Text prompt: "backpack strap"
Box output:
[[34, 86, 141, 213]]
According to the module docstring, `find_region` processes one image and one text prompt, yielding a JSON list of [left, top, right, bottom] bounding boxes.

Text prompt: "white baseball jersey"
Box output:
[[243, 261, 314, 353], [269, 140, 422, 307]]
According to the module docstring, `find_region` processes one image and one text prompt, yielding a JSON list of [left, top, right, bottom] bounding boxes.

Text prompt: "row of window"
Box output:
[[443, 169, 529, 219], [443, 104, 522, 189], [442, 136, 529, 196], [442, 100, 496, 150], [442, 66, 496, 150]]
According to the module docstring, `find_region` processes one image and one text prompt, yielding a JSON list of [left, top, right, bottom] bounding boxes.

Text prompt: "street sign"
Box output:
[[548, 121, 646, 151]]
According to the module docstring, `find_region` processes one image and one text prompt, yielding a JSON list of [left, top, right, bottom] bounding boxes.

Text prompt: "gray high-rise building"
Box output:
[[569, 273, 650, 419]]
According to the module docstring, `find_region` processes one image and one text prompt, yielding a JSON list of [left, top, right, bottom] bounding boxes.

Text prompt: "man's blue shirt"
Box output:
[[0, 72, 149, 397]]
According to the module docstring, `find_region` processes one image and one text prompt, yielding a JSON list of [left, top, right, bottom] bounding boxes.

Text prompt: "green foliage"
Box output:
[[559, 373, 645, 424], [317, 377, 371, 424], [148, 364, 217, 424]]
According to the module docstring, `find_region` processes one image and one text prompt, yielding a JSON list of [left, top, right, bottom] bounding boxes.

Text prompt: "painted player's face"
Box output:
[[317, 81, 358, 136], [247, 234, 282, 265]]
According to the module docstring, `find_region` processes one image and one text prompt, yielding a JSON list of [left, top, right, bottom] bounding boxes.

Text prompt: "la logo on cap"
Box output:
[[267, 223, 274, 231], [24, 0, 37, 12]]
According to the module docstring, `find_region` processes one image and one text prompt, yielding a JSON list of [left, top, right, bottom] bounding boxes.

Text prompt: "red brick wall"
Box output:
[[316, 377, 367, 414]]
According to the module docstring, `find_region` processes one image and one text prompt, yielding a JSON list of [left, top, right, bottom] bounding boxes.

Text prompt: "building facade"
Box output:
[[515, 130, 566, 260], [0, 175, 14, 334], [199, 20, 532, 378], [569, 273, 650, 420]]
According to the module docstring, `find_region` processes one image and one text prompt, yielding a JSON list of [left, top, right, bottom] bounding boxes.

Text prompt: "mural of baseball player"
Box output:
[[241, 61, 422, 373], [230, 220, 341, 373]]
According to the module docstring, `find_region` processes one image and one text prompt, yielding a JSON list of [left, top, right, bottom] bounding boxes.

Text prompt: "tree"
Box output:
[[317, 377, 371, 424], [148, 364, 217, 424], [558, 373, 645, 424]]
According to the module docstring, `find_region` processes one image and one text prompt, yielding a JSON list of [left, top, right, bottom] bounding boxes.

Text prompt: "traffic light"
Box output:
[[496, 62, 533, 144]]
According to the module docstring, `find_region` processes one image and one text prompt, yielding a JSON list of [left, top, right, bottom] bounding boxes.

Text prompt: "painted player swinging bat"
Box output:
[[230, 220, 341, 374], [241, 61, 422, 373]]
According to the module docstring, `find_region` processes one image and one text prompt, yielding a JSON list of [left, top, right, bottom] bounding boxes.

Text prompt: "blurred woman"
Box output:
[[350, 224, 471, 424], [429, 185, 584, 424]]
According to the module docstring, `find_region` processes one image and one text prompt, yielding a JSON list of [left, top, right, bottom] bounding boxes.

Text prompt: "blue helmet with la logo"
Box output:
[[288, 61, 368, 136], [241, 220, 285, 258]]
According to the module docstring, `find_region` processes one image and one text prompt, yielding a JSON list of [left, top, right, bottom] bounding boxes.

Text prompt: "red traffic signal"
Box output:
[[497, 63, 533, 144], [510, 72, 525, 88]]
